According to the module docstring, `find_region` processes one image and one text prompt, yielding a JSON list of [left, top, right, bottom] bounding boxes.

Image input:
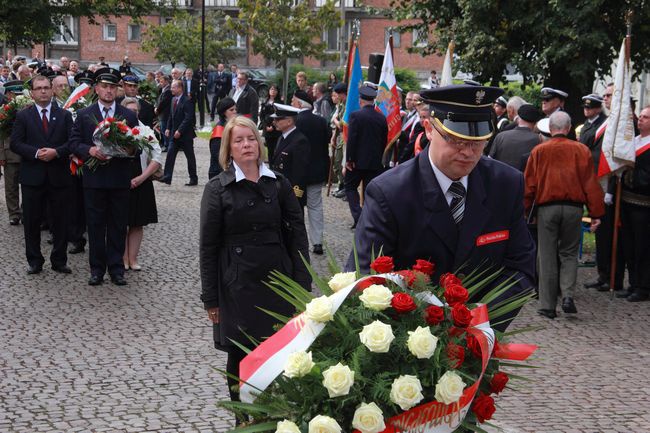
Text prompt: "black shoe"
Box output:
[[333, 189, 346, 198], [69, 243, 85, 254], [88, 275, 103, 286], [185, 180, 198, 186], [350, 221, 357, 230], [561, 297, 577, 313], [537, 309, 556, 319], [312, 244, 323, 255], [626, 292, 649, 302], [584, 279, 606, 289], [9, 218, 20, 226], [52, 265, 72, 274], [157, 177, 171, 185], [111, 274, 127, 286], [161, 147, 168, 153], [616, 289, 634, 299], [27, 264, 43, 275], [596, 283, 611, 292]]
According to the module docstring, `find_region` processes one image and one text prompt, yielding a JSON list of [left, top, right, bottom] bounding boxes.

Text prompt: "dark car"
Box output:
[[246, 69, 271, 102]]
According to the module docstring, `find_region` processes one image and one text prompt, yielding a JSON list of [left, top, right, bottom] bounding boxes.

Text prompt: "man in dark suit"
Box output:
[[347, 85, 536, 330], [122, 75, 155, 127], [344, 85, 388, 228], [210, 63, 232, 121], [182, 68, 199, 102], [155, 74, 172, 151], [68, 67, 139, 286], [160, 79, 198, 186], [488, 104, 543, 171], [292, 90, 331, 254], [270, 104, 310, 206], [229, 71, 259, 124], [10, 75, 74, 274], [579, 94, 608, 172]]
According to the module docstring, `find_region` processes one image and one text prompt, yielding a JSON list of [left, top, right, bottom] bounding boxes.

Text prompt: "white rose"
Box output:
[[322, 362, 355, 397], [390, 375, 424, 410], [305, 295, 334, 323], [359, 320, 395, 353], [328, 272, 357, 292], [434, 370, 466, 405], [276, 419, 301, 433], [407, 326, 439, 359], [352, 402, 386, 433], [308, 415, 342, 433], [283, 351, 315, 378], [358, 284, 393, 311]]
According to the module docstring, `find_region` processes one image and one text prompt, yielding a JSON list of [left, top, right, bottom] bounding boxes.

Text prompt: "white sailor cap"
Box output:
[[540, 87, 568, 100]]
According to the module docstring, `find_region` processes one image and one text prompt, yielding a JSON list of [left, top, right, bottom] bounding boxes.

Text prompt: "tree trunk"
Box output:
[[546, 62, 595, 126], [282, 58, 289, 103]]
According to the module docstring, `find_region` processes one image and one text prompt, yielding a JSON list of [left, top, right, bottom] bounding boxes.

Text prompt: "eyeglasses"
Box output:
[[435, 126, 486, 151], [32, 86, 51, 92]]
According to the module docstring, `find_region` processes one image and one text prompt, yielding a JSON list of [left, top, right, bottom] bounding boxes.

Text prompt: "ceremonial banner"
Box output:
[[342, 42, 362, 142], [63, 83, 91, 110], [598, 38, 636, 177], [440, 41, 454, 87], [375, 38, 402, 153]]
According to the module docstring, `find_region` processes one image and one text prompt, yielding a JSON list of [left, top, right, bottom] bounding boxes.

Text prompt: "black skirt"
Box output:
[[128, 159, 158, 227]]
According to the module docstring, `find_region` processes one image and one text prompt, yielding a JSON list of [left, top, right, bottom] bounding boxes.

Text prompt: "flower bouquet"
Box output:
[[219, 254, 537, 433], [0, 93, 34, 139]]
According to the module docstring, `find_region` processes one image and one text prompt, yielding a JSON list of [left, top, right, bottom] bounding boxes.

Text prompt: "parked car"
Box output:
[[106, 63, 147, 82], [247, 69, 271, 102]]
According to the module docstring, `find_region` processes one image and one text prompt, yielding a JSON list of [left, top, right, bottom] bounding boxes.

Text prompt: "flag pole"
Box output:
[[609, 15, 633, 297]]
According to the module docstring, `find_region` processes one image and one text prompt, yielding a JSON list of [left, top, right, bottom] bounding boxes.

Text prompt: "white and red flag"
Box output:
[[375, 37, 402, 155], [63, 83, 91, 110]]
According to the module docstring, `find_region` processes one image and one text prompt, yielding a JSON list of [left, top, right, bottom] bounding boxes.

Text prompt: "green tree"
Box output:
[[142, 10, 236, 69], [228, 0, 342, 100], [0, 0, 168, 48], [386, 0, 650, 120]]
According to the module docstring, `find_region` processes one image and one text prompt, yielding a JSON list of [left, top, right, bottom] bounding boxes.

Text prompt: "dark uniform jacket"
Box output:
[[10, 104, 73, 187], [270, 128, 310, 205], [182, 77, 199, 101], [137, 97, 156, 128], [68, 103, 138, 189], [213, 71, 232, 99], [346, 104, 387, 170], [155, 85, 172, 121], [296, 109, 331, 185], [579, 111, 607, 173], [347, 150, 536, 312], [199, 167, 310, 349], [166, 95, 196, 145]]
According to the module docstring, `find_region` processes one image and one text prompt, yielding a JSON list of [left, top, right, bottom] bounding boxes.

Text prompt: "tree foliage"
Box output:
[[386, 0, 650, 119], [142, 10, 236, 69], [0, 0, 168, 47]]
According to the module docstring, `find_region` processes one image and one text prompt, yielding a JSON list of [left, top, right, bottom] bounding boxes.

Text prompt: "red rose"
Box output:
[[490, 372, 509, 394], [117, 123, 129, 133], [472, 394, 496, 423], [466, 334, 482, 358], [391, 292, 417, 313], [446, 342, 465, 368], [105, 116, 114, 122], [412, 259, 435, 276], [370, 256, 394, 273], [444, 283, 469, 307], [448, 326, 465, 337], [439, 272, 462, 289], [132, 127, 140, 135], [355, 276, 386, 292], [424, 305, 445, 325], [451, 304, 472, 328]]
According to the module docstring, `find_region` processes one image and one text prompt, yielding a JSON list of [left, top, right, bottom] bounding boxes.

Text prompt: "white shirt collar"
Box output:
[[282, 126, 297, 139], [99, 101, 116, 117], [427, 151, 468, 206], [232, 160, 277, 182]]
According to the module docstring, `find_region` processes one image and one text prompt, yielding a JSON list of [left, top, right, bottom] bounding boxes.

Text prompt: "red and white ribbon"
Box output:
[[63, 83, 90, 110]]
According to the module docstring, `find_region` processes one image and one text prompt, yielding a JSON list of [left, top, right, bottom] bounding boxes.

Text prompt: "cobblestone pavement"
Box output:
[[1, 138, 649, 433]]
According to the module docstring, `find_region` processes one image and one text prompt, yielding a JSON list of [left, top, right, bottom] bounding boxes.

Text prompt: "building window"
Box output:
[[384, 29, 400, 48], [236, 34, 246, 49], [315, 0, 354, 6], [51, 16, 78, 45], [128, 24, 141, 41], [412, 28, 428, 48], [205, 0, 237, 5], [323, 27, 339, 52], [103, 23, 117, 41]]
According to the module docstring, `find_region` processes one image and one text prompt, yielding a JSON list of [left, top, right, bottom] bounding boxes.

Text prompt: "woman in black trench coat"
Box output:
[[199, 116, 311, 406]]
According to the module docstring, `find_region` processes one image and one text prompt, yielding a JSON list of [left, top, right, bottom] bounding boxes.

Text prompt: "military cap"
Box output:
[[495, 96, 508, 108], [3, 80, 24, 94], [540, 87, 568, 100], [122, 74, 140, 84], [518, 104, 544, 123], [582, 94, 603, 108], [270, 103, 301, 119], [293, 89, 312, 105], [463, 79, 481, 86], [94, 67, 121, 85], [332, 82, 347, 94], [536, 118, 551, 137], [359, 84, 378, 101], [419, 84, 504, 141], [75, 70, 95, 86], [36, 65, 56, 78], [14, 55, 26, 62]]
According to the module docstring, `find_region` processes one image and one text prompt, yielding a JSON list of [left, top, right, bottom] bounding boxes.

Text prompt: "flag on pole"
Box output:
[[439, 41, 455, 87], [63, 83, 91, 110], [375, 37, 402, 153], [342, 42, 362, 142], [598, 38, 636, 178]]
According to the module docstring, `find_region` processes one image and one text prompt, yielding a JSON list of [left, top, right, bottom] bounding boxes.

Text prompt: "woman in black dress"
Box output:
[[258, 84, 283, 161], [199, 116, 310, 406], [121, 98, 163, 271], [208, 97, 237, 179]]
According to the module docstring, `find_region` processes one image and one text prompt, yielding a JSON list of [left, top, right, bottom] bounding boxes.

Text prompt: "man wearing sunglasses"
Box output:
[[348, 84, 536, 329]]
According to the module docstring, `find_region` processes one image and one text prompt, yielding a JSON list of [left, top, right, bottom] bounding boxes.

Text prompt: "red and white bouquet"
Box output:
[[220, 255, 537, 433], [0, 93, 34, 139]]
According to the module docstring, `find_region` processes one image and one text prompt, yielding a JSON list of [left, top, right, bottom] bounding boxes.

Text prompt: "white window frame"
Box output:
[[412, 28, 428, 48], [103, 23, 117, 42], [385, 29, 400, 48], [51, 16, 78, 45]]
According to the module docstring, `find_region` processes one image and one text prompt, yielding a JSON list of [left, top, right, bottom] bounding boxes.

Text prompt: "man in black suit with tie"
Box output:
[[160, 79, 198, 186], [182, 68, 199, 102], [155, 74, 172, 152], [344, 85, 388, 228], [69, 67, 138, 286], [210, 63, 232, 121], [122, 75, 155, 127], [229, 71, 259, 124], [10, 75, 74, 274]]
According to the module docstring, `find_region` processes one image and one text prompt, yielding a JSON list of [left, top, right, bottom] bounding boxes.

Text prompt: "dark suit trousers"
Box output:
[[68, 175, 86, 244], [621, 202, 650, 291], [344, 168, 383, 223], [163, 139, 198, 183], [84, 188, 129, 278], [22, 184, 69, 267], [595, 203, 625, 288]]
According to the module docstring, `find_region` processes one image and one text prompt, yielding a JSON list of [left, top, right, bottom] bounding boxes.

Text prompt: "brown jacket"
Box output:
[[524, 136, 605, 218]]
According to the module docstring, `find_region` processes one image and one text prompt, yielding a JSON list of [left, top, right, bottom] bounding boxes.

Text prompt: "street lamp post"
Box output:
[[199, 0, 206, 127]]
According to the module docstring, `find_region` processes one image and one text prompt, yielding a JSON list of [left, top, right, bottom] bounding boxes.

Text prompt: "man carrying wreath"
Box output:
[[69, 68, 138, 286]]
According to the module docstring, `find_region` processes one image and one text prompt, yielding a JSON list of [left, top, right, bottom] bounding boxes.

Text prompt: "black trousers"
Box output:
[[22, 184, 69, 268], [163, 139, 198, 183], [621, 202, 650, 292], [84, 187, 129, 278], [595, 203, 625, 288], [344, 168, 383, 223], [68, 175, 86, 245]]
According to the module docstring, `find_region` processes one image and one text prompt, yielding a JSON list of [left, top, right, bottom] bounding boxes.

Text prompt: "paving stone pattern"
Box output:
[[1, 139, 649, 433]]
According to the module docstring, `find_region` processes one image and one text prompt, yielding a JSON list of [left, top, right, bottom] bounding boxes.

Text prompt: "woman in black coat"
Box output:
[[258, 84, 283, 161], [208, 97, 237, 179], [199, 116, 311, 405]]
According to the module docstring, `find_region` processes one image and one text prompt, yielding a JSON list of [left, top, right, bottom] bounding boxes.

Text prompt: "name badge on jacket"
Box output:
[[476, 230, 509, 246]]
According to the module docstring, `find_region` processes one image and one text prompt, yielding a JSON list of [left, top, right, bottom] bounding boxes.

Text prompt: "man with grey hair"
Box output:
[[524, 110, 605, 319], [312, 82, 332, 121]]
